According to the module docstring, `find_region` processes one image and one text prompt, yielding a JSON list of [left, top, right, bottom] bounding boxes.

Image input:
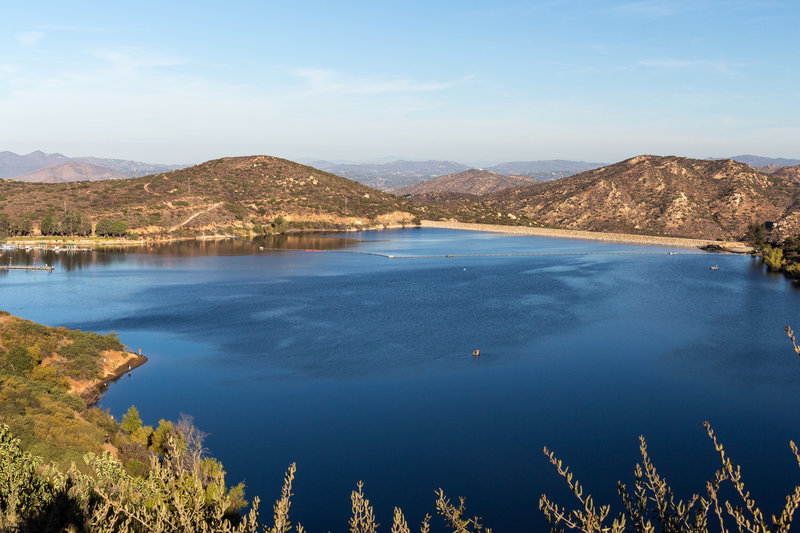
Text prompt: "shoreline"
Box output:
[[3, 223, 417, 249], [421, 220, 753, 252], [79, 352, 149, 406], [4, 221, 754, 253]]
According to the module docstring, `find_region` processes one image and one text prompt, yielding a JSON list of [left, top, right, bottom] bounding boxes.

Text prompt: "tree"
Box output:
[[3, 346, 35, 375], [121, 405, 143, 435], [745, 220, 766, 248], [763, 245, 784, 271], [96, 219, 129, 237], [40, 214, 55, 236], [271, 216, 288, 234], [56, 210, 90, 236]]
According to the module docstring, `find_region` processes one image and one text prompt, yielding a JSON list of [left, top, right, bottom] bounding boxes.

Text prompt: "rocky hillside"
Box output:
[[483, 155, 800, 240], [13, 161, 129, 183], [395, 169, 538, 195], [770, 165, 800, 183], [0, 155, 420, 236]]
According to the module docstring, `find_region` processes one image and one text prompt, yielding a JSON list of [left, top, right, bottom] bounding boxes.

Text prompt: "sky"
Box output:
[[1, 0, 798, 165]]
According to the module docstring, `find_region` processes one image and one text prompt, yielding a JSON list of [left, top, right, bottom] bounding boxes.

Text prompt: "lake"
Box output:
[[2, 228, 800, 531]]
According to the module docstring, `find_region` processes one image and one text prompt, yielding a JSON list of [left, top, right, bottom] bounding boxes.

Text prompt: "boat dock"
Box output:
[[0, 265, 54, 272]]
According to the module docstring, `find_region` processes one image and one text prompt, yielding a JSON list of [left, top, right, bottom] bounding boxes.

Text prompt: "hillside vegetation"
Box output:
[[414, 155, 800, 241], [491, 155, 800, 240], [3, 154, 800, 245], [0, 155, 421, 238], [0, 311, 134, 467]]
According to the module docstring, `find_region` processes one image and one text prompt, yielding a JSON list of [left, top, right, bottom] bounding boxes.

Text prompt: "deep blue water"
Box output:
[[2, 228, 800, 531]]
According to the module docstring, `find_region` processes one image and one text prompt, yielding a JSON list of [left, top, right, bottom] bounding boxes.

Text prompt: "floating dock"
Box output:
[[0, 265, 54, 271]]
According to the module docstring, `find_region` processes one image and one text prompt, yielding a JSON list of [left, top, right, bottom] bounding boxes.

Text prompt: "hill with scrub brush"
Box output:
[[0, 155, 422, 238]]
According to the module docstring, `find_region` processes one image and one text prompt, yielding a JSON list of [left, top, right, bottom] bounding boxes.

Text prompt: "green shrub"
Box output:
[[2, 346, 35, 375], [120, 405, 142, 435], [763, 245, 784, 271]]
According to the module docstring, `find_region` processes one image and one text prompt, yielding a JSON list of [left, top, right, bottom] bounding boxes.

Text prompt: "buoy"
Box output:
[[473, 349, 480, 358]]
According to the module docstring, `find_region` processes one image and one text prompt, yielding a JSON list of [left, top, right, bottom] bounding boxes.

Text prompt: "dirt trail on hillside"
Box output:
[[168, 202, 223, 232]]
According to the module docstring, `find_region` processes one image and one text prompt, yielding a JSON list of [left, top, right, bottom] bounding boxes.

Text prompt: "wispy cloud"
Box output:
[[0, 64, 20, 81], [292, 68, 473, 96], [15, 31, 44, 46]]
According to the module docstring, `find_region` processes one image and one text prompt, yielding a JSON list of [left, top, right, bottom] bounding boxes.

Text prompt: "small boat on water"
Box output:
[[709, 265, 719, 270]]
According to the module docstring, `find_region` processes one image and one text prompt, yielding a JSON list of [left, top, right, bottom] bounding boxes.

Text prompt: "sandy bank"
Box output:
[[421, 220, 753, 252], [72, 350, 148, 406]]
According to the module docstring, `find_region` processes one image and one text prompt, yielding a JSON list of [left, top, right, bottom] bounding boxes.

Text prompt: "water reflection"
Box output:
[[0, 235, 362, 272], [0, 248, 119, 272], [99, 234, 362, 257]]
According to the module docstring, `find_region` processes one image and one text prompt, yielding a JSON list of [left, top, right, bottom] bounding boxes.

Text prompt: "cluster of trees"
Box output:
[[761, 239, 800, 279], [745, 221, 800, 280], [2, 211, 130, 238], [94, 218, 129, 237], [40, 211, 91, 237], [0, 213, 32, 237], [252, 216, 289, 236]]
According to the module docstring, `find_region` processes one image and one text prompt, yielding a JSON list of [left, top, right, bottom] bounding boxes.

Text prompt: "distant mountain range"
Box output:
[[311, 158, 607, 190], [13, 161, 129, 183], [310, 160, 471, 190], [395, 169, 539, 195], [710, 155, 800, 168], [0, 151, 187, 181]]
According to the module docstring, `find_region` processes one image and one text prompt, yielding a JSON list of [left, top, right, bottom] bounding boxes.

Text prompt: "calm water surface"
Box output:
[[2, 228, 800, 531]]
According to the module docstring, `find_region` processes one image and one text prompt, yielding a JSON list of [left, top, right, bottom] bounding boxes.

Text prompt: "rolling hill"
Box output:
[[485, 155, 800, 240], [395, 169, 538, 195], [770, 165, 800, 184], [410, 155, 800, 240], [0, 155, 420, 236], [13, 161, 129, 183], [0, 150, 186, 181], [0, 150, 70, 179]]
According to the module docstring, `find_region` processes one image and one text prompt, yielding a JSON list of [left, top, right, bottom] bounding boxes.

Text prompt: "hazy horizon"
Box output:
[[2, 1, 798, 164], [5, 149, 800, 170]]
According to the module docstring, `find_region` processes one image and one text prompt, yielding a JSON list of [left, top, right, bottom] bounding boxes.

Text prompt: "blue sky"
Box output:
[[1, 0, 798, 164]]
